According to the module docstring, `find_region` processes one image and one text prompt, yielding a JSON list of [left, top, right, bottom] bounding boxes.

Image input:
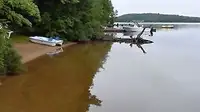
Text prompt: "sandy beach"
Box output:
[[0, 42, 75, 83], [14, 43, 76, 63]]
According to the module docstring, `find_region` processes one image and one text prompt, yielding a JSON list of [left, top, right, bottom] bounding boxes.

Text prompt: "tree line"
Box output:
[[10, 0, 116, 41], [0, 0, 115, 75], [116, 13, 200, 22]]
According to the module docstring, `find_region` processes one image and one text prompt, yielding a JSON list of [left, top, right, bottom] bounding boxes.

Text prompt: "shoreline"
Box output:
[[14, 42, 76, 64]]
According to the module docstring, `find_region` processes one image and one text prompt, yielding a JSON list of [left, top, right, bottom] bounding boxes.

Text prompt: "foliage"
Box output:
[[23, 0, 115, 41], [0, 0, 40, 27], [0, 29, 22, 75], [0, 0, 40, 75], [116, 13, 200, 22]]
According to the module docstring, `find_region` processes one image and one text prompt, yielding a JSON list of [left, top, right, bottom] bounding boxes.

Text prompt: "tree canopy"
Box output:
[[0, 0, 40, 26], [0, 0, 115, 41], [21, 0, 115, 41]]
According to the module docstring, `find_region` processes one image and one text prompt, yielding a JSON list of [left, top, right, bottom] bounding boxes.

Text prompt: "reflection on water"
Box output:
[[0, 42, 112, 112], [115, 31, 153, 54], [135, 43, 146, 54], [1, 25, 200, 112], [90, 27, 200, 112]]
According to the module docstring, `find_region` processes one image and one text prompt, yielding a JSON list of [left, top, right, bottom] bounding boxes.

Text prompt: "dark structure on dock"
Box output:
[[102, 27, 154, 54], [104, 25, 156, 33], [103, 28, 153, 44]]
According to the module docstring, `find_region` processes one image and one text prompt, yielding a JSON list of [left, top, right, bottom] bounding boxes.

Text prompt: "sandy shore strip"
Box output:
[[14, 43, 76, 64]]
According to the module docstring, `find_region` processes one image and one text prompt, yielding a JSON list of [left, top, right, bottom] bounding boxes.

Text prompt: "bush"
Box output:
[[4, 42, 22, 75], [0, 29, 23, 75]]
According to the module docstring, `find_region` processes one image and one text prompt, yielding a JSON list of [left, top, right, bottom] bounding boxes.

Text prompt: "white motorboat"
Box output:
[[123, 22, 151, 32], [161, 25, 174, 28], [29, 36, 63, 46], [123, 26, 151, 32]]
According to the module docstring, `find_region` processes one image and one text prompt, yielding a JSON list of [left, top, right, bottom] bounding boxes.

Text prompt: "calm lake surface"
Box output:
[[1, 25, 200, 112]]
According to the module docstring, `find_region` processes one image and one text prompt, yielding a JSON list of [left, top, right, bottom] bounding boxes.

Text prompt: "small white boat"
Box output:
[[122, 22, 151, 32], [161, 25, 174, 28], [29, 36, 63, 46], [123, 26, 151, 32]]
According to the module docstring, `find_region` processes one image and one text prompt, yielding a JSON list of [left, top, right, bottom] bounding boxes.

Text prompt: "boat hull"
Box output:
[[123, 26, 150, 32], [161, 25, 174, 28], [29, 36, 63, 46]]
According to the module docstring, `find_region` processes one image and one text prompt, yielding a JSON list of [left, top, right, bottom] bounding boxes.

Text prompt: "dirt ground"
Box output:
[[14, 43, 76, 63]]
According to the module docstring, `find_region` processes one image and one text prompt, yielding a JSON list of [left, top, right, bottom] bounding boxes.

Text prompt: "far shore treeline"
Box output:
[[0, 0, 116, 75], [116, 13, 200, 22]]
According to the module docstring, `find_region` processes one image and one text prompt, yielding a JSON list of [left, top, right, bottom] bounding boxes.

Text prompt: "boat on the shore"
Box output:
[[29, 36, 63, 46]]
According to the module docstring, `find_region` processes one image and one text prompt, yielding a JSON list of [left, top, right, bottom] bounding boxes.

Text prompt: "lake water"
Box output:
[[1, 25, 200, 112]]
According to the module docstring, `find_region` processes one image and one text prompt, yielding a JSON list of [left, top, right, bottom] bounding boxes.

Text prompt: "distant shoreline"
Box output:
[[114, 22, 200, 24], [116, 13, 200, 23], [115, 22, 200, 23]]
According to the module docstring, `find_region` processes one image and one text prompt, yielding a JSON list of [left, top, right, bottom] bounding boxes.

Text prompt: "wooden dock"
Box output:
[[99, 35, 153, 44], [103, 27, 154, 44], [113, 38, 153, 44]]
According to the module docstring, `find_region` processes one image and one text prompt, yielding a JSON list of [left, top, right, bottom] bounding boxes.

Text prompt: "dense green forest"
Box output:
[[0, 0, 115, 75], [116, 13, 200, 22]]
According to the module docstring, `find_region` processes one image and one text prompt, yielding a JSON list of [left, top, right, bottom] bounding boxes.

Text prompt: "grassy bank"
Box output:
[[10, 35, 29, 43]]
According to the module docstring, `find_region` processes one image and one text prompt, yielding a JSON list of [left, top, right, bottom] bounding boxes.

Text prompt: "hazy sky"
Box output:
[[111, 0, 200, 17]]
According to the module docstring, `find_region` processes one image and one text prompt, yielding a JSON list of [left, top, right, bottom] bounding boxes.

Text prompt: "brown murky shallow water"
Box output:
[[0, 42, 111, 112]]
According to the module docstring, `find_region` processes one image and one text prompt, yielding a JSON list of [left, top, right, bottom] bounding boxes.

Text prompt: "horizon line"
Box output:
[[117, 12, 200, 18]]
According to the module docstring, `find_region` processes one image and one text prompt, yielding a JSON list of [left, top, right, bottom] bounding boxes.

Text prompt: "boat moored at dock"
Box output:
[[123, 26, 151, 32], [161, 25, 174, 28]]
